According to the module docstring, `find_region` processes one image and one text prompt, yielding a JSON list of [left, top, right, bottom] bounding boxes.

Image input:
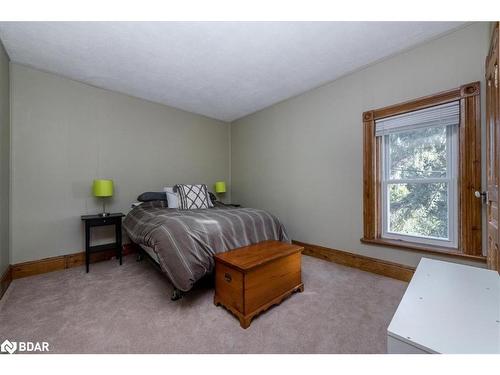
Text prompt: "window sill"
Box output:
[[360, 237, 487, 263]]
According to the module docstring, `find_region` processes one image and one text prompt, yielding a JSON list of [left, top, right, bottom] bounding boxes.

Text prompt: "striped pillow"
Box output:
[[175, 184, 211, 210]]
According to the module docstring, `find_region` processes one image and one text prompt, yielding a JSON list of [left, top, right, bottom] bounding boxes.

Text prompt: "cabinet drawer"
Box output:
[[215, 262, 244, 312]]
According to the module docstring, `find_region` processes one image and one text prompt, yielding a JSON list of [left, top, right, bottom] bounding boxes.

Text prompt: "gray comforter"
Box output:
[[123, 201, 290, 291]]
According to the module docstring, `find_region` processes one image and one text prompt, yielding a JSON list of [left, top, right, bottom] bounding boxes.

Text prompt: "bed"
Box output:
[[123, 200, 290, 298]]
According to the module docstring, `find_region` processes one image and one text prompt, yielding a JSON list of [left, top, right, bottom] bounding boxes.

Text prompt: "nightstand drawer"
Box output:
[[85, 217, 121, 226]]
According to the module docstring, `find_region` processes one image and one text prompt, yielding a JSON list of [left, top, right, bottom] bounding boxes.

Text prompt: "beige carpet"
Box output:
[[0, 254, 407, 353]]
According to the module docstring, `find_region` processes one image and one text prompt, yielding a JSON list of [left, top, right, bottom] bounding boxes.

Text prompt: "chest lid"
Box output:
[[215, 240, 303, 272]]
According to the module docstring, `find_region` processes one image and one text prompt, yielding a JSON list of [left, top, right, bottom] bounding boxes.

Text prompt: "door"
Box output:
[[485, 22, 500, 272]]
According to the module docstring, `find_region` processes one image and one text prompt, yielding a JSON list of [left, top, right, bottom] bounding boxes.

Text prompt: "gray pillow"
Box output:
[[137, 191, 167, 202]]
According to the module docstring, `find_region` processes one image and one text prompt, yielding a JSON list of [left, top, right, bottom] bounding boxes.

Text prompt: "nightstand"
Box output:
[[81, 213, 124, 273]]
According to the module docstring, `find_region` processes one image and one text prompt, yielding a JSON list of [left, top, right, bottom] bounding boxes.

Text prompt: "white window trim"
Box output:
[[380, 125, 458, 249]]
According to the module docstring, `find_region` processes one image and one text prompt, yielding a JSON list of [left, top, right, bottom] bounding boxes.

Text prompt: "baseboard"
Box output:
[[10, 243, 139, 280], [0, 265, 12, 300], [293, 240, 415, 282], [2, 240, 412, 300]]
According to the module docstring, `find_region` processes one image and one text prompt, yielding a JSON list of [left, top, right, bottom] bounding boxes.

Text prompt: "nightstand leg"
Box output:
[[116, 221, 122, 265], [85, 223, 90, 273]]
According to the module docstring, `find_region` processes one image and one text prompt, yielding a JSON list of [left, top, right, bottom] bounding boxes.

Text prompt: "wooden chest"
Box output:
[[214, 240, 304, 328]]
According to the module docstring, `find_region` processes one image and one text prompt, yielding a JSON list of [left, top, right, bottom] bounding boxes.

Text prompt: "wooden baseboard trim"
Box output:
[[293, 240, 415, 282], [10, 243, 139, 280], [3, 240, 414, 298], [0, 265, 12, 300]]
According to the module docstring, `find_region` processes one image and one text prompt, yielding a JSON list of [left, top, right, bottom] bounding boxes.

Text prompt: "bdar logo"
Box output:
[[1, 339, 17, 354], [0, 339, 49, 353]]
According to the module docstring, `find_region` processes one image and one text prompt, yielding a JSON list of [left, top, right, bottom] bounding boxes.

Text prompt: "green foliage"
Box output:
[[387, 126, 448, 239]]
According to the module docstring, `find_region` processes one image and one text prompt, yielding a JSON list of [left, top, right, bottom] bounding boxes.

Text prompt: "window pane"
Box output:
[[388, 182, 448, 239], [388, 126, 447, 179]]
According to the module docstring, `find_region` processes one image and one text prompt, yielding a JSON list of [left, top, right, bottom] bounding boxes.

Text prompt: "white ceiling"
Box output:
[[0, 22, 465, 122]]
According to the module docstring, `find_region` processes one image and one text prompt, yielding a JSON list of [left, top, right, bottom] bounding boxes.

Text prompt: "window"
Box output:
[[378, 102, 459, 248], [362, 82, 483, 260]]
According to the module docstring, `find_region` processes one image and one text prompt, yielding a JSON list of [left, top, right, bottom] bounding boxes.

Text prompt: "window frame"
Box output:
[[380, 124, 458, 248], [361, 82, 484, 260]]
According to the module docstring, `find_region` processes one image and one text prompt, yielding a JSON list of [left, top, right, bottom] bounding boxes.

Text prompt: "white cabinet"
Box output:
[[387, 258, 500, 354]]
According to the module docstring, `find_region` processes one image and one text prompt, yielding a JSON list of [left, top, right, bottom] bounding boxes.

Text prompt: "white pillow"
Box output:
[[163, 187, 179, 208]]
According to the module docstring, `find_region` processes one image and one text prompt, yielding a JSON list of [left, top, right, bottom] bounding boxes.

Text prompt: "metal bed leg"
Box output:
[[171, 288, 183, 301]]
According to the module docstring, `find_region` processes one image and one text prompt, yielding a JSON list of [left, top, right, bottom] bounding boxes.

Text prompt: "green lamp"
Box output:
[[215, 181, 226, 194], [93, 179, 114, 217]]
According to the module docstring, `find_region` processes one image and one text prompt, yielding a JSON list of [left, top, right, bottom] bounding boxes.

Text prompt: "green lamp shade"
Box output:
[[214, 181, 226, 193], [93, 179, 114, 197]]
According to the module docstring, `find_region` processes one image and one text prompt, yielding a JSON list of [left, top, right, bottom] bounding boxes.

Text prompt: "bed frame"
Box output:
[[135, 246, 184, 301]]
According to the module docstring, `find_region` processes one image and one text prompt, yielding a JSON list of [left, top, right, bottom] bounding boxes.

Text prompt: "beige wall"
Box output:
[[0, 41, 9, 274], [231, 23, 490, 268], [6, 22, 492, 268], [10, 64, 230, 263]]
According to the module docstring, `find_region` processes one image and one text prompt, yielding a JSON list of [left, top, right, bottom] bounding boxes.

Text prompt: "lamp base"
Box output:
[[98, 200, 110, 217]]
